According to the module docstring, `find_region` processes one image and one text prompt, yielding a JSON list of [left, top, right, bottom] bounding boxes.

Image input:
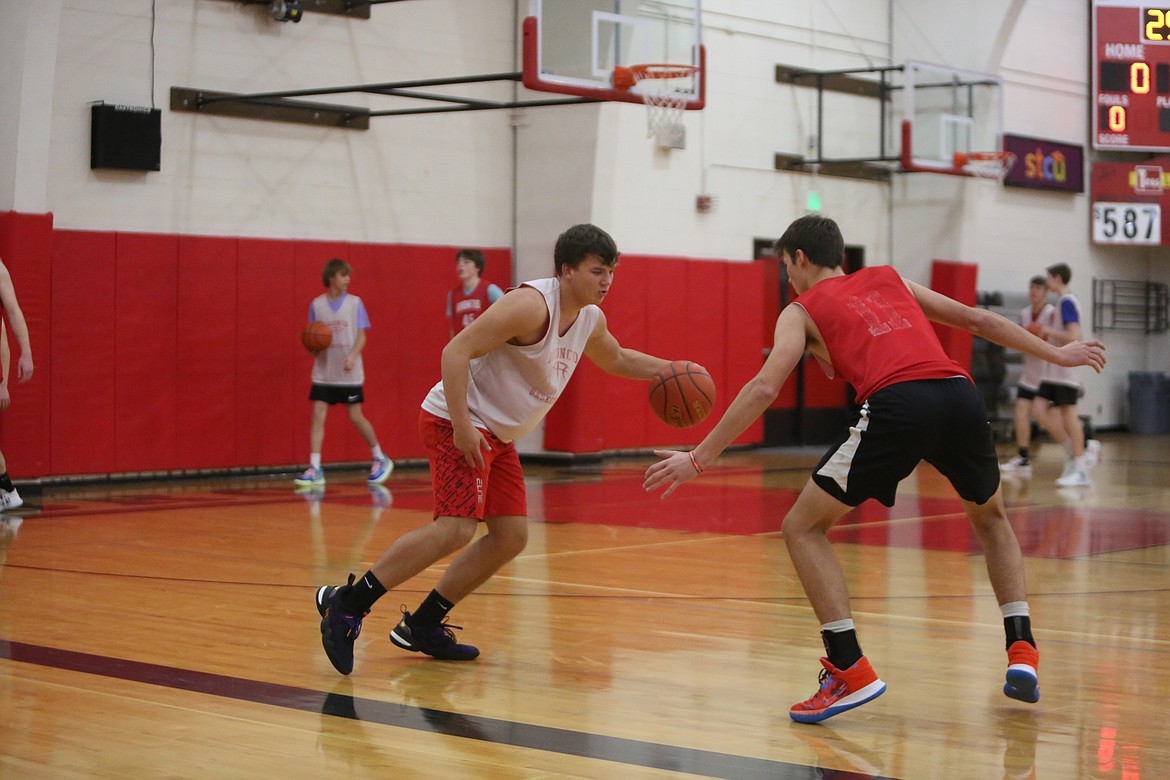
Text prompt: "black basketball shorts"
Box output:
[[811, 377, 999, 508], [309, 384, 364, 405], [1036, 382, 1079, 407]]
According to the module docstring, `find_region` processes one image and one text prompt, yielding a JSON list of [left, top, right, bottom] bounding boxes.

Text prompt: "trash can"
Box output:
[[1128, 371, 1170, 434]]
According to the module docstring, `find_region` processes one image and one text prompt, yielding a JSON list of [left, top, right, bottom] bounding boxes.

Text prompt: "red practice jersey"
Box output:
[[449, 282, 495, 336], [793, 265, 970, 402]]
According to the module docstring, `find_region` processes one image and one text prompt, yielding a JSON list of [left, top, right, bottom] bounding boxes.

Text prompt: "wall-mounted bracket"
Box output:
[[774, 64, 903, 183], [225, 0, 417, 21], [171, 87, 371, 128], [171, 73, 599, 128]]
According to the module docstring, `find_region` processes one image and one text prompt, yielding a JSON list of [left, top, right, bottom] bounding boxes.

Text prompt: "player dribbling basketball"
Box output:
[[315, 224, 701, 673], [644, 215, 1107, 723]]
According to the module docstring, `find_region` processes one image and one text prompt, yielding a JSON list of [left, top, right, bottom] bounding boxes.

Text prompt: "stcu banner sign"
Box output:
[[1002, 133, 1084, 192]]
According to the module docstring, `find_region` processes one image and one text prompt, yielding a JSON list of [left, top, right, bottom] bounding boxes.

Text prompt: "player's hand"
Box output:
[[342, 355, 356, 372], [643, 449, 701, 499], [452, 424, 490, 470], [0, 386, 10, 411], [1058, 339, 1107, 373], [17, 354, 32, 382]]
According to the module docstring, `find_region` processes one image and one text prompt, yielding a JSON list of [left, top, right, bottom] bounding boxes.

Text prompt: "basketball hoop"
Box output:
[[953, 151, 1016, 184], [618, 64, 699, 149]]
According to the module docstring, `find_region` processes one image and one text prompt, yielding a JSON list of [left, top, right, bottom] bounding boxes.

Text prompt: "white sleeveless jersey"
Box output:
[[421, 277, 601, 442], [310, 292, 366, 386], [1018, 302, 1057, 390], [1041, 292, 1083, 388]]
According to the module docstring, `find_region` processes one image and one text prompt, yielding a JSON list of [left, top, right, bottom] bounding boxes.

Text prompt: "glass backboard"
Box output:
[[896, 61, 1004, 175], [522, 0, 704, 108]]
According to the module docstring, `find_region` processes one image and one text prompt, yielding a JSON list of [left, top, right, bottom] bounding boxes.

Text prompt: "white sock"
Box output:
[[310, 453, 322, 469], [1000, 601, 1029, 619], [371, 445, 384, 461], [821, 618, 856, 633]]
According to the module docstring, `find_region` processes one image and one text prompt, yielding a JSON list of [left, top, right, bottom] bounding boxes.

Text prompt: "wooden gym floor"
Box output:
[[1, 433, 1167, 779]]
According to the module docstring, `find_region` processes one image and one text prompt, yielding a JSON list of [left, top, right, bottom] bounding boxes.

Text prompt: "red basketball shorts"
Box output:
[[419, 409, 527, 520]]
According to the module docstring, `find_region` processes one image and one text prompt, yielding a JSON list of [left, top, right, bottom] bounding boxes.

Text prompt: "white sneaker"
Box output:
[[0, 488, 23, 511], [1084, 439, 1101, 468], [1000, 455, 1033, 473], [1055, 466, 1091, 487]]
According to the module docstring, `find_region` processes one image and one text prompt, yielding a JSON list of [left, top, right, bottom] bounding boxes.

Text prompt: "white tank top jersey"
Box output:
[[309, 292, 367, 386], [421, 277, 601, 442], [1018, 302, 1057, 390], [1041, 292, 1083, 388]]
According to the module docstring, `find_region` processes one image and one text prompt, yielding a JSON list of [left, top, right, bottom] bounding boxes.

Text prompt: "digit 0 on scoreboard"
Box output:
[[1093, 1, 1170, 151]]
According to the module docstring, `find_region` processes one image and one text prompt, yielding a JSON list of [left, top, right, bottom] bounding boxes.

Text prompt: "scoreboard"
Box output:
[[1093, 2, 1170, 151]]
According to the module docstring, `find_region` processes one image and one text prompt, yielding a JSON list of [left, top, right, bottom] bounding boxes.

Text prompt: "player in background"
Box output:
[[1032, 262, 1100, 487], [294, 258, 393, 489], [644, 215, 1106, 724], [0, 259, 33, 511], [999, 275, 1058, 474], [448, 249, 503, 339], [315, 224, 692, 674]]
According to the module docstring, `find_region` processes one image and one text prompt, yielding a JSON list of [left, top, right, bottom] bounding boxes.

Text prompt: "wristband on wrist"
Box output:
[[688, 451, 704, 474]]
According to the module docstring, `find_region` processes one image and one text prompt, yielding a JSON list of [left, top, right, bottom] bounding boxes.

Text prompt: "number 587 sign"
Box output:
[[1093, 202, 1161, 244], [1091, 159, 1170, 246]]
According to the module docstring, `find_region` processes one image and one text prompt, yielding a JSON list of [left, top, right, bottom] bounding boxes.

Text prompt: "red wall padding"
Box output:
[[0, 212, 763, 476], [176, 235, 240, 470], [929, 259, 977, 372]]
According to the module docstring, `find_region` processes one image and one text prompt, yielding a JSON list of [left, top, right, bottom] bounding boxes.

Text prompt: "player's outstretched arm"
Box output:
[[643, 305, 808, 498], [583, 309, 672, 380], [906, 280, 1106, 373]]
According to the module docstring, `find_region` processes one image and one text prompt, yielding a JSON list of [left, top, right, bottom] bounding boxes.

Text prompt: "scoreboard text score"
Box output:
[[1094, 3, 1170, 151]]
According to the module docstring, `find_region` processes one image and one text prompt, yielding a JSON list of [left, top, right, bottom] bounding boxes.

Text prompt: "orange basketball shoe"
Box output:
[[1004, 641, 1040, 703], [789, 656, 886, 724]]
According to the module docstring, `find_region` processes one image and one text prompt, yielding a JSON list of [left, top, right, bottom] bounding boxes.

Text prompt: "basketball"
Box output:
[[301, 320, 332, 353], [648, 361, 715, 428]]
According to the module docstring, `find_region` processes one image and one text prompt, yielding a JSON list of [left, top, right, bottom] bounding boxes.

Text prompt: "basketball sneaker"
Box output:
[[1055, 462, 1091, 487], [295, 466, 325, 487], [999, 456, 1032, 474], [789, 656, 886, 724], [390, 609, 480, 661], [0, 488, 22, 511], [1084, 439, 1102, 468], [368, 456, 393, 485], [1003, 640, 1040, 703], [316, 574, 367, 675]]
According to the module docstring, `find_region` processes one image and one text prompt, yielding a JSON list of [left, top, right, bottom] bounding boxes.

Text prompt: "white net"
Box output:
[[955, 151, 1016, 185], [631, 65, 697, 149]]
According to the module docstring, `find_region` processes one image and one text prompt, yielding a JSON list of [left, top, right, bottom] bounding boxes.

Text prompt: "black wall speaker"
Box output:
[[90, 103, 162, 172]]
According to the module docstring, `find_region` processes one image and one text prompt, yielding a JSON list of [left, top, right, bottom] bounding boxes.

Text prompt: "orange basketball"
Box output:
[[301, 320, 332, 353], [648, 361, 715, 428]]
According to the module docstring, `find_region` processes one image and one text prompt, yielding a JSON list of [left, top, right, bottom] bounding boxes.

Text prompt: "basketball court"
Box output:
[[2, 434, 1168, 778], [3, 2, 1170, 779]]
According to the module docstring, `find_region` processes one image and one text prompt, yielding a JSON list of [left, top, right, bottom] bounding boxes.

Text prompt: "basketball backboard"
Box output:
[[522, 0, 704, 108], [897, 61, 1005, 176]]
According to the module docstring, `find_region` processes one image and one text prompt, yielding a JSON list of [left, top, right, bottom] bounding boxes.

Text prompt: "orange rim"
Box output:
[[953, 151, 1015, 167], [629, 63, 700, 81]]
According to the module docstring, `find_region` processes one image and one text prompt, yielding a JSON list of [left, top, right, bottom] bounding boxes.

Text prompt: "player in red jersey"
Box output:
[[644, 215, 1106, 724], [447, 249, 503, 338]]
